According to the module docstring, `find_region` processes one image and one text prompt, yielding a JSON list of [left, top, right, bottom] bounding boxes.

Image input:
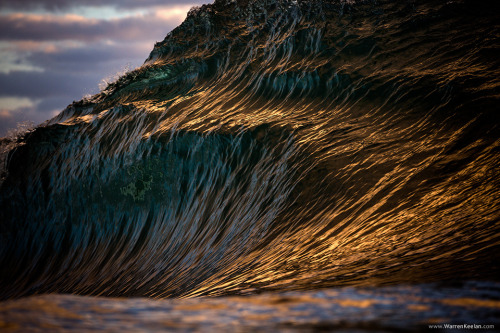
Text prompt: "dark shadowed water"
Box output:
[[0, 0, 499, 330]]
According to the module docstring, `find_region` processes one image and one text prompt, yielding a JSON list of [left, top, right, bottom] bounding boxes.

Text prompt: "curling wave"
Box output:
[[0, 0, 499, 300]]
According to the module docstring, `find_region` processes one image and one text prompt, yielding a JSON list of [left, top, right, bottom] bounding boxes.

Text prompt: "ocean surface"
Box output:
[[0, 0, 499, 331]]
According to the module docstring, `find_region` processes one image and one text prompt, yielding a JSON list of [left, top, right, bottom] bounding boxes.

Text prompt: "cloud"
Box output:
[[0, 70, 101, 98], [0, 97, 37, 109], [25, 41, 150, 72], [0, 0, 208, 10], [0, 10, 186, 42]]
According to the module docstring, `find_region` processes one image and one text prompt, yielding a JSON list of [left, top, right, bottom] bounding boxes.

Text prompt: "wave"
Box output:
[[0, 0, 499, 300]]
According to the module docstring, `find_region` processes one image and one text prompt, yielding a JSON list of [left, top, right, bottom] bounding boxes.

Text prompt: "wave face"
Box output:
[[0, 0, 499, 300]]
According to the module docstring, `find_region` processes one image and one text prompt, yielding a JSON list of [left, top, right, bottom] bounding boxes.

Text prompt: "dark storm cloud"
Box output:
[[0, 70, 100, 98], [0, 0, 207, 10], [36, 95, 73, 111], [25, 42, 152, 73], [0, 12, 180, 42]]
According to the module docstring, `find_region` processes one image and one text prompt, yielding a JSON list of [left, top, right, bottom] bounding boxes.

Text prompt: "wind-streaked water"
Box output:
[[0, 0, 499, 330], [1, 282, 499, 332]]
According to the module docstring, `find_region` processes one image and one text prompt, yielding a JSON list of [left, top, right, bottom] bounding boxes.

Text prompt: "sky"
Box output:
[[0, 0, 207, 137]]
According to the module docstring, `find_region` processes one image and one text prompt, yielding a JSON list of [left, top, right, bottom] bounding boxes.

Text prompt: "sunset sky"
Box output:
[[0, 0, 206, 137]]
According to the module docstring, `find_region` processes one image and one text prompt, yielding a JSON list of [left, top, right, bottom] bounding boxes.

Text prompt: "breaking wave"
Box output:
[[0, 0, 499, 300]]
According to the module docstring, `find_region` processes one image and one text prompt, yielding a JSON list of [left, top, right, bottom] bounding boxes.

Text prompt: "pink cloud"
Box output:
[[0, 7, 186, 42]]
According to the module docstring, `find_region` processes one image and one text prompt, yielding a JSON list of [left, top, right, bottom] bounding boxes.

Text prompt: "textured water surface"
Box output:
[[1, 282, 499, 332]]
